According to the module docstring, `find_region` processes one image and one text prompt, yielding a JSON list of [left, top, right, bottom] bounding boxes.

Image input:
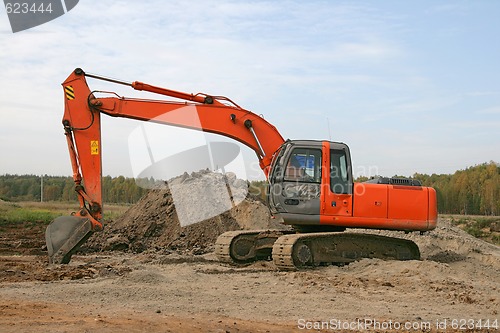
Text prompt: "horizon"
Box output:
[[1, 159, 498, 179]]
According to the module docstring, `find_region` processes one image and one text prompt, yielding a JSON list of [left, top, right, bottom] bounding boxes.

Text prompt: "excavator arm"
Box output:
[[46, 68, 285, 264]]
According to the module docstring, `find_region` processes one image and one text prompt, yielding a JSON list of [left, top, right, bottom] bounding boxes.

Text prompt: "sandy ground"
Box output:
[[0, 217, 499, 332]]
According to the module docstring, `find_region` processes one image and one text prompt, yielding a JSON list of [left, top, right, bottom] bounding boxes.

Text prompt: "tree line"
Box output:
[[0, 174, 150, 204], [1, 161, 499, 215], [412, 161, 500, 216]]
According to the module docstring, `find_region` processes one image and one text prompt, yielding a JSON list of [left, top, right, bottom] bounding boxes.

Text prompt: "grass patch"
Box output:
[[445, 215, 500, 246], [463, 217, 500, 241], [2, 209, 58, 224], [492, 234, 500, 244], [0, 201, 73, 226], [0, 201, 130, 226], [450, 217, 468, 226]]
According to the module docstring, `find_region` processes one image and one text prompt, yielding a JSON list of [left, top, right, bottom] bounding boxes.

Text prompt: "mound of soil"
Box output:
[[348, 217, 500, 269], [86, 171, 288, 255]]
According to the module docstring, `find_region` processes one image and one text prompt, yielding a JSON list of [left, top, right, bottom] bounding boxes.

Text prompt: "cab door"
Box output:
[[321, 142, 353, 218], [279, 146, 322, 215]]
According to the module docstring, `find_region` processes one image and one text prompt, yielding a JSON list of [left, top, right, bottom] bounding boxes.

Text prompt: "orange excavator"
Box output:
[[46, 68, 437, 268]]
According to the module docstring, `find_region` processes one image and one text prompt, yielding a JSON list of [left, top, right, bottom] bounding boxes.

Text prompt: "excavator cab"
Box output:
[[267, 140, 353, 229], [268, 139, 437, 233]]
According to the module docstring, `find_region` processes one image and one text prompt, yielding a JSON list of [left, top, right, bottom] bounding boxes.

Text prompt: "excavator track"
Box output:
[[272, 232, 420, 270], [215, 230, 288, 264]]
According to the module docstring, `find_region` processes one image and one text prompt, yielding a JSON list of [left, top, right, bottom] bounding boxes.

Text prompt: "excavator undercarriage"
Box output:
[[215, 229, 420, 270]]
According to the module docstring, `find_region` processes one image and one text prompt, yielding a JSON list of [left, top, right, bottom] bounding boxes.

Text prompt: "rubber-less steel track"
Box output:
[[272, 232, 420, 270]]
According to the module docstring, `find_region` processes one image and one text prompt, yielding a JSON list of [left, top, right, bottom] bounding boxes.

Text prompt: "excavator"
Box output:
[[46, 68, 438, 269]]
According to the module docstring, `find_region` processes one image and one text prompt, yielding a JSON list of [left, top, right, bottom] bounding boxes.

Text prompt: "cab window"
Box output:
[[284, 148, 321, 183], [331, 149, 350, 194]]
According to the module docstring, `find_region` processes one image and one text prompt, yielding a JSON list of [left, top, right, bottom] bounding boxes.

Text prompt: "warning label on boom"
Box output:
[[90, 140, 99, 155]]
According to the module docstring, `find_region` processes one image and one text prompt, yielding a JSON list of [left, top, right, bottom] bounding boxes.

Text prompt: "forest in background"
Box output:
[[413, 161, 500, 216], [0, 161, 499, 216], [0, 175, 149, 204]]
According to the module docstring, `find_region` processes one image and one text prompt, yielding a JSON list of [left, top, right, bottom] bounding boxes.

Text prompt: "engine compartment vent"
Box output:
[[364, 177, 422, 186]]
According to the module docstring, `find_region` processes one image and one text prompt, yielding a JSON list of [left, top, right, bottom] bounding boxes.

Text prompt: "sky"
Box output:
[[0, 0, 499, 181]]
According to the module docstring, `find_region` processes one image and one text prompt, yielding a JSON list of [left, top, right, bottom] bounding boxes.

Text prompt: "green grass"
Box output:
[[0, 201, 130, 226], [448, 215, 500, 246], [1, 208, 58, 225]]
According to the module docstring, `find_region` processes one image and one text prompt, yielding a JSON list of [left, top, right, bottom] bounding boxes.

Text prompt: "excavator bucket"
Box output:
[[45, 216, 94, 264]]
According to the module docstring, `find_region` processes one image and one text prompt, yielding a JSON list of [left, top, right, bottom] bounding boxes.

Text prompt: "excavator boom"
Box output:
[[46, 68, 285, 264]]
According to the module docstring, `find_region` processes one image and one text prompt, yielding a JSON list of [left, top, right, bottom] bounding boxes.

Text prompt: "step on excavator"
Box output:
[[46, 68, 437, 268]]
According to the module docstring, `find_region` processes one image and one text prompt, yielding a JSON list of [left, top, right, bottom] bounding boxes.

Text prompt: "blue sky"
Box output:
[[0, 1, 499, 180]]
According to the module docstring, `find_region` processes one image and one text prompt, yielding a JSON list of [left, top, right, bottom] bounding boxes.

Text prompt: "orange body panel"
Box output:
[[353, 183, 388, 218], [320, 182, 437, 231], [388, 185, 428, 220]]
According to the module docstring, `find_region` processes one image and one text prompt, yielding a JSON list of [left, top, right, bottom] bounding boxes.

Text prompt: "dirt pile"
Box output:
[[349, 217, 500, 269], [86, 170, 287, 255]]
